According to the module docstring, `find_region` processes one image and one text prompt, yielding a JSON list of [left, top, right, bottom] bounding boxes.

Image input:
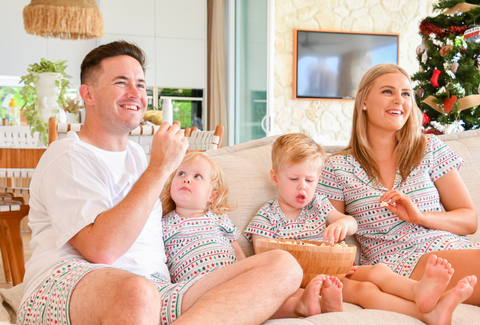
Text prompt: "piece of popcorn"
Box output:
[[380, 201, 389, 207]]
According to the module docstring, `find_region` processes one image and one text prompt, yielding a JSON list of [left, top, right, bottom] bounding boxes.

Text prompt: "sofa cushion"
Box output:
[[207, 136, 281, 257], [438, 130, 480, 243]]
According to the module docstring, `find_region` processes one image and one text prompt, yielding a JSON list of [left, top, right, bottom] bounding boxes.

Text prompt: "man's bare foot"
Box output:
[[319, 276, 343, 313], [415, 254, 454, 313], [294, 275, 326, 317], [423, 275, 477, 325]]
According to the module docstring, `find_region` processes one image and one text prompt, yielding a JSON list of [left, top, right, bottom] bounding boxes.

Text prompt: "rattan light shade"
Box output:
[[23, 0, 104, 40]]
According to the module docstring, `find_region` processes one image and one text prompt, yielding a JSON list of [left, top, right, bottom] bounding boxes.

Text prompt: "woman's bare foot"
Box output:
[[292, 275, 326, 317], [319, 276, 343, 313], [415, 254, 454, 313], [423, 275, 477, 325]]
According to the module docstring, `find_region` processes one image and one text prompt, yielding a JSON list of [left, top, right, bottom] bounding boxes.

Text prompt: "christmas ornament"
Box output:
[[430, 69, 441, 87], [430, 121, 447, 133], [422, 51, 428, 64], [440, 45, 454, 56], [452, 62, 459, 73], [436, 86, 446, 95], [447, 120, 465, 133], [422, 112, 430, 127], [417, 88, 424, 99], [416, 43, 426, 56], [444, 95, 457, 114], [464, 24, 480, 43]]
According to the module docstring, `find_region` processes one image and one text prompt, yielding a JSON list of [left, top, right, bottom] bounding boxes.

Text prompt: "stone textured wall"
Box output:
[[274, 0, 438, 142]]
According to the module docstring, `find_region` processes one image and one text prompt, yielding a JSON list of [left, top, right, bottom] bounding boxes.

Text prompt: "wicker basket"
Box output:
[[256, 238, 356, 288]]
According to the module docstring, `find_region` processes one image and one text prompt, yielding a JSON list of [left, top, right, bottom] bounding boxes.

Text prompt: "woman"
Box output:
[[318, 63, 480, 305]]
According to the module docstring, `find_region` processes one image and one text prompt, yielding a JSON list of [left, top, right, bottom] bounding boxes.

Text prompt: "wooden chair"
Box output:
[[0, 127, 45, 285], [184, 124, 224, 152], [48, 118, 178, 163], [49, 118, 224, 154]]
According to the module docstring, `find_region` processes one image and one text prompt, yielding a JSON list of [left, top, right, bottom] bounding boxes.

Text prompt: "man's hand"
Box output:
[[148, 122, 189, 177]]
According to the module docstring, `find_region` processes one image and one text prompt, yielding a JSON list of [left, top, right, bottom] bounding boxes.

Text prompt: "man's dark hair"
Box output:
[[80, 40, 147, 84]]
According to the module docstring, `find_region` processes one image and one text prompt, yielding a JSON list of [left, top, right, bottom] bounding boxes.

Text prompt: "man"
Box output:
[[18, 41, 302, 325]]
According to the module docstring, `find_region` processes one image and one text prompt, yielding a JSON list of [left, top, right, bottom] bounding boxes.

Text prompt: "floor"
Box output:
[[0, 232, 31, 289]]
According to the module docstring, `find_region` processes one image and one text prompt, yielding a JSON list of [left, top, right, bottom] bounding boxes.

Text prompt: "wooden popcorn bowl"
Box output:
[[256, 238, 356, 288]]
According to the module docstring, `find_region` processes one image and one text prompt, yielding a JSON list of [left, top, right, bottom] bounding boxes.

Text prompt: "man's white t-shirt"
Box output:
[[22, 132, 170, 303]]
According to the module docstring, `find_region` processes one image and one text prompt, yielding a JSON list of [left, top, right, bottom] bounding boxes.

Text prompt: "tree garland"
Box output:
[[419, 19, 470, 39]]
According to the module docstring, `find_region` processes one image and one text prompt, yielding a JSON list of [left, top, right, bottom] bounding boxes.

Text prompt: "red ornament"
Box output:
[[422, 112, 431, 126], [444, 95, 457, 114], [440, 45, 453, 56], [430, 69, 441, 87]]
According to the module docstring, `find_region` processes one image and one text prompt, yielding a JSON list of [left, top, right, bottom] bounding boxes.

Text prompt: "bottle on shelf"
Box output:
[[7, 98, 19, 126]]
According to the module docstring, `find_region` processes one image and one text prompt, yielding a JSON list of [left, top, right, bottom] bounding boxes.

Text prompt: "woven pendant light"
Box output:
[[23, 0, 104, 40]]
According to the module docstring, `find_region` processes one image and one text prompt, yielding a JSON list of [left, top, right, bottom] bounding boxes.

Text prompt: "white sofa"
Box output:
[[205, 130, 480, 324], [1, 130, 480, 324]]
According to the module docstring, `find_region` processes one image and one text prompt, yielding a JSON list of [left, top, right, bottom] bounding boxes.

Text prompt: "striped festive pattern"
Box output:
[[244, 192, 334, 242], [318, 134, 480, 277], [162, 210, 239, 283]]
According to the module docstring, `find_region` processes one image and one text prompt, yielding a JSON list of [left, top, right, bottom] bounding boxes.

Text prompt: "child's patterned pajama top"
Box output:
[[163, 210, 240, 283], [244, 192, 335, 241]]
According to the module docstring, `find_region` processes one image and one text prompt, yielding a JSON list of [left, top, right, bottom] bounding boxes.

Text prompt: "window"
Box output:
[[147, 87, 204, 129]]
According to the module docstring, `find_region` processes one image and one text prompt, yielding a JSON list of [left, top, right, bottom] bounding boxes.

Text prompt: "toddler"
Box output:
[[245, 133, 477, 323], [161, 152, 343, 319]]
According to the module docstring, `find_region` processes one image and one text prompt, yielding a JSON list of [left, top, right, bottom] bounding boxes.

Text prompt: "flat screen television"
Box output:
[[293, 30, 399, 100]]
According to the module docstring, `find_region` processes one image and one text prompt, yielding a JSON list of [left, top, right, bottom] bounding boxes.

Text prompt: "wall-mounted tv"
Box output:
[[293, 30, 399, 100]]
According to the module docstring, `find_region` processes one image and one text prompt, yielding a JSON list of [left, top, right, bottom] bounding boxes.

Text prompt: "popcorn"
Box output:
[[380, 201, 389, 207], [269, 239, 347, 247]]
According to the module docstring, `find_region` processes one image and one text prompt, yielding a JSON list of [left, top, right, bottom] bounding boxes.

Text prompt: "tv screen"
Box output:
[[294, 30, 399, 100]]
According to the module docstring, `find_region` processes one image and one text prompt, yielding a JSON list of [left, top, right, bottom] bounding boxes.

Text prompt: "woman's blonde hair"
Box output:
[[160, 152, 235, 216], [343, 63, 426, 184], [272, 133, 326, 172]]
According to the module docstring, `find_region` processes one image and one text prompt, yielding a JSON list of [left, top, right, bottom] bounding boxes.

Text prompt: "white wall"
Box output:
[[0, 0, 207, 90]]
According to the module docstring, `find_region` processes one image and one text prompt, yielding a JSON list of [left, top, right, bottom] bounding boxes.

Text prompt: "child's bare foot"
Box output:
[[319, 276, 343, 313], [294, 275, 325, 317], [271, 275, 326, 319], [423, 275, 476, 325], [415, 254, 454, 313]]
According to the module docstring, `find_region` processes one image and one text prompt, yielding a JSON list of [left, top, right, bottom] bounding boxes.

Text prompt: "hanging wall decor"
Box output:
[[23, 0, 104, 40]]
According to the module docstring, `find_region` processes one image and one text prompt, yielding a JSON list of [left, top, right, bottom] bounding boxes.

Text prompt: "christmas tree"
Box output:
[[412, 0, 480, 132]]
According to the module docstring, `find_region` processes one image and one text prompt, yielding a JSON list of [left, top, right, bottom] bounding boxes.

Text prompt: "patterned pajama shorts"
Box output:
[[151, 273, 204, 325], [17, 260, 106, 325], [17, 260, 203, 325]]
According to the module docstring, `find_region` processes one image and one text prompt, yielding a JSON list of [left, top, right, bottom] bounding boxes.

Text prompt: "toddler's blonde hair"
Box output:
[[160, 152, 235, 216], [271, 133, 325, 172]]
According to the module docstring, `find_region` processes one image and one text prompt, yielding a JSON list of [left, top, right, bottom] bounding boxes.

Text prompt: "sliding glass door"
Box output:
[[234, 0, 268, 144]]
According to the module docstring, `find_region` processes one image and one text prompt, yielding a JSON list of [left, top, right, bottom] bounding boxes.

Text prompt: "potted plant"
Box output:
[[20, 58, 71, 145]]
